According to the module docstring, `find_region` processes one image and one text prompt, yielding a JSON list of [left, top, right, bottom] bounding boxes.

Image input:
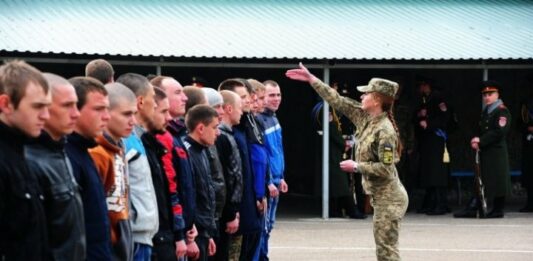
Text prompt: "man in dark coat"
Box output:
[[312, 101, 365, 219], [0, 60, 50, 261], [414, 79, 450, 215], [519, 94, 533, 212], [455, 81, 512, 218]]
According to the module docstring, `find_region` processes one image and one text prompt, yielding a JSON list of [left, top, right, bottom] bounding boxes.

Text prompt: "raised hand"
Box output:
[[285, 62, 317, 83]]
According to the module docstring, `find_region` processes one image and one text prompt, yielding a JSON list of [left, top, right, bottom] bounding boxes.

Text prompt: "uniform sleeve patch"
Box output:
[[498, 116, 507, 127], [382, 144, 393, 164], [439, 102, 448, 112]]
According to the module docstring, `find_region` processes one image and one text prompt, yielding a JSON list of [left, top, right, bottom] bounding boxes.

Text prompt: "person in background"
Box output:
[[184, 105, 220, 261], [89, 82, 136, 261], [214, 90, 244, 261], [26, 73, 86, 261], [85, 59, 115, 84], [256, 79, 289, 260], [455, 81, 512, 219], [116, 73, 159, 261], [413, 78, 449, 215], [153, 76, 200, 260], [66, 76, 113, 260]]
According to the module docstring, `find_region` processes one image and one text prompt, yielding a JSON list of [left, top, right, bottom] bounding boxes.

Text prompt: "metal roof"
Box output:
[[1, 0, 532, 60]]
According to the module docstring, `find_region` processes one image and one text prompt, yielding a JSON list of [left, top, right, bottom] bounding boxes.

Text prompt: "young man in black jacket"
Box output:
[[0, 60, 51, 260], [66, 76, 113, 260], [184, 105, 220, 261], [25, 73, 86, 261], [214, 90, 244, 261], [142, 87, 183, 261]]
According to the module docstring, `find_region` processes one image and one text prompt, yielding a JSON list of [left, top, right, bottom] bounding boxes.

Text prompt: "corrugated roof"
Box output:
[[1, 0, 532, 60]]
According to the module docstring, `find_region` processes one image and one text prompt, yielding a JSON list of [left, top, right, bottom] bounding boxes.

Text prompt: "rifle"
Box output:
[[473, 150, 488, 218]]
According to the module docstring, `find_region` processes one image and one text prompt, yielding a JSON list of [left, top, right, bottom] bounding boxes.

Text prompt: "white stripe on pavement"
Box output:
[[270, 246, 533, 254]]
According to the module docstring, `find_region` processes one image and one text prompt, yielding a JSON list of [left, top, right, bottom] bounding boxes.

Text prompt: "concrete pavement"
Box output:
[[269, 212, 533, 260]]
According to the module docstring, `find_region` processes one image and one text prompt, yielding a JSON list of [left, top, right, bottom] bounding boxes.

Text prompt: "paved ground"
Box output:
[[268, 195, 533, 260]]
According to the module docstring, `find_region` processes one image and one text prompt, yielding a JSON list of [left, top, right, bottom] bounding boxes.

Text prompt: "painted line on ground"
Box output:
[[270, 246, 533, 254]]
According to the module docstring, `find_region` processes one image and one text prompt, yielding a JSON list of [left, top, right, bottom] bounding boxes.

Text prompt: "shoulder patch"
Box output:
[[439, 102, 448, 112], [498, 116, 508, 127], [498, 104, 507, 109], [382, 144, 393, 164]]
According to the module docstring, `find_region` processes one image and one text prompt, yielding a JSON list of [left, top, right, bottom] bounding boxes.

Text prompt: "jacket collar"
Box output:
[[95, 133, 122, 154], [28, 130, 66, 151], [262, 108, 276, 116], [67, 132, 97, 150], [0, 120, 28, 151]]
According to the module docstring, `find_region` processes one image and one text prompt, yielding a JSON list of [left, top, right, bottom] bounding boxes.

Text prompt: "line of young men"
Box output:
[[0, 58, 287, 261]]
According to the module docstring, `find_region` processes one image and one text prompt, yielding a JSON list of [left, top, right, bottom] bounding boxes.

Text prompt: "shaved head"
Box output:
[[104, 82, 136, 109]]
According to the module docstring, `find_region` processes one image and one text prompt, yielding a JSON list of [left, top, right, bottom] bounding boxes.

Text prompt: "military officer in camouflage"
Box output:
[[286, 63, 408, 261]]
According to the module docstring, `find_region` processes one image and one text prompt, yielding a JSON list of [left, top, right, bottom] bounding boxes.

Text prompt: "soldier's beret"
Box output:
[[357, 78, 399, 98], [481, 80, 501, 93]]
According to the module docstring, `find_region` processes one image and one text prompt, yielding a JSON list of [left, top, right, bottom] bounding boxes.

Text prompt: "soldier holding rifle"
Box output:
[[454, 81, 511, 218]]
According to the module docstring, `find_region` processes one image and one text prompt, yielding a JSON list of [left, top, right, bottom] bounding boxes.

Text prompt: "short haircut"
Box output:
[[154, 87, 167, 104], [218, 78, 246, 92], [185, 104, 218, 132], [104, 82, 136, 109], [150, 75, 171, 89], [85, 59, 114, 84], [247, 79, 266, 94], [69, 76, 107, 109], [0, 60, 49, 109], [43, 72, 70, 94], [220, 90, 238, 106], [116, 73, 151, 97], [263, 80, 279, 88], [183, 86, 206, 112], [146, 74, 157, 81]]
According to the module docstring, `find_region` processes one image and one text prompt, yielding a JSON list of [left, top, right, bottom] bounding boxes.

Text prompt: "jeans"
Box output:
[[133, 243, 152, 261], [259, 195, 279, 260]]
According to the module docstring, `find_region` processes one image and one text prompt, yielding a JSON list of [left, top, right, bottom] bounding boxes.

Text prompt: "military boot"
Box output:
[[485, 197, 504, 218], [453, 197, 477, 218]]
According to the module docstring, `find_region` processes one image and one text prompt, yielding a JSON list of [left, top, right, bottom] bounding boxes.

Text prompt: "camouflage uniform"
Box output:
[[311, 78, 408, 261]]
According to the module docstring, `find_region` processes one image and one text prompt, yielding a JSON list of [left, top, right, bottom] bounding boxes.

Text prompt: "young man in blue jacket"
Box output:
[[256, 80, 289, 260]]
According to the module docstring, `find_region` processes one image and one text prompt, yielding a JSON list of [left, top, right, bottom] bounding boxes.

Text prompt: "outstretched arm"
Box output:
[[286, 63, 366, 127]]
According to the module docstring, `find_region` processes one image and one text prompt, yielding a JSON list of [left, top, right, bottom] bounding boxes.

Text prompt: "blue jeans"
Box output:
[[259, 195, 279, 260], [133, 243, 152, 261]]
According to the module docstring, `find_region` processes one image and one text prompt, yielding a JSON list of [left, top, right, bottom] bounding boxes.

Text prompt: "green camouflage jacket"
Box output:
[[311, 80, 403, 200]]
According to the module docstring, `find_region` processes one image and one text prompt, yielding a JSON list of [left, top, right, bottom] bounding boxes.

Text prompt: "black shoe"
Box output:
[[329, 211, 343, 218], [416, 207, 431, 214], [348, 210, 367, 219], [426, 207, 447, 216], [519, 206, 533, 213], [453, 209, 477, 218], [485, 211, 504, 218]]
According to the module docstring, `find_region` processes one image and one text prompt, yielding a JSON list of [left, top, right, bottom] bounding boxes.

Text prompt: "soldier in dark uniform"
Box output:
[[519, 94, 533, 212], [413, 79, 450, 215], [455, 81, 512, 218], [312, 100, 365, 219]]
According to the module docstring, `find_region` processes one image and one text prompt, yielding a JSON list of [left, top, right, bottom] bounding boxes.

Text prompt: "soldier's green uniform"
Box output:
[[311, 78, 408, 261]]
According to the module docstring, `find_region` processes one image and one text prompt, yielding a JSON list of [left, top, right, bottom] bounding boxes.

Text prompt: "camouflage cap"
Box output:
[[356, 78, 399, 97]]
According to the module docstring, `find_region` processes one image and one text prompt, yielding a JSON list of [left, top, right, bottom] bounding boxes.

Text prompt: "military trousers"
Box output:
[[371, 186, 408, 261]]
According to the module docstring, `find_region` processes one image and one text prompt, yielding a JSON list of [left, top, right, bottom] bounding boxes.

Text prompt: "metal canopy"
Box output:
[[1, 0, 533, 60]]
